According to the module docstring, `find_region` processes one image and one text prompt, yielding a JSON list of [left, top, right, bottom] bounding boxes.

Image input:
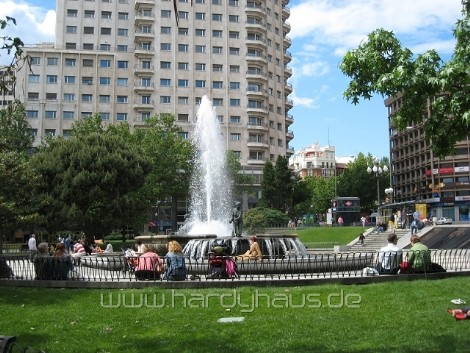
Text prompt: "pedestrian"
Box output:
[[28, 234, 37, 262], [338, 216, 344, 226], [359, 234, 365, 246]]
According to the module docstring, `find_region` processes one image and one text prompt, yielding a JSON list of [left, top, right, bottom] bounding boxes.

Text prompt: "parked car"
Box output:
[[436, 217, 453, 225]]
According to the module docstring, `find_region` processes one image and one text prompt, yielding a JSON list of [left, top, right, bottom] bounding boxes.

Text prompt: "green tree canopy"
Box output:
[[0, 101, 33, 153], [259, 161, 276, 209], [340, 1, 470, 157], [31, 132, 152, 238]]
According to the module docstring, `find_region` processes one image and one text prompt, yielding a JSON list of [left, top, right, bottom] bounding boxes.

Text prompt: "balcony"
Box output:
[[246, 52, 266, 63], [247, 139, 269, 149], [246, 69, 267, 81], [245, 3, 264, 15], [283, 36, 292, 48], [245, 19, 265, 31], [282, 5, 291, 19], [133, 83, 155, 93], [135, 0, 155, 7], [246, 87, 268, 98], [284, 66, 293, 78], [284, 82, 293, 94], [285, 114, 294, 125], [285, 98, 294, 109], [284, 50, 292, 62], [286, 130, 294, 141], [245, 36, 267, 49], [134, 29, 154, 40], [247, 123, 269, 132], [134, 45, 154, 56], [283, 21, 291, 32], [134, 64, 154, 75], [247, 104, 269, 114], [135, 11, 155, 22], [133, 99, 154, 110]]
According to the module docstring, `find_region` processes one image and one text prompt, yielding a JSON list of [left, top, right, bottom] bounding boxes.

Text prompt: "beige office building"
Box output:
[[16, 0, 294, 192]]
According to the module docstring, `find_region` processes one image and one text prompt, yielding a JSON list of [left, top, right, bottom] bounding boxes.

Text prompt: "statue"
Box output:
[[229, 202, 243, 237]]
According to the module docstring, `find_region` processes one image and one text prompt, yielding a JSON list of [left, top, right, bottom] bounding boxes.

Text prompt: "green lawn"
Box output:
[[1, 277, 469, 352], [295, 226, 366, 248]]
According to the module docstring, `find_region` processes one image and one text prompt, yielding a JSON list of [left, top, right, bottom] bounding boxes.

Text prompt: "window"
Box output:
[[195, 80, 206, 88], [178, 62, 189, 70], [230, 82, 240, 90], [229, 15, 239, 22], [230, 99, 240, 106], [46, 93, 57, 101], [195, 29, 205, 36], [118, 12, 129, 20], [63, 130, 72, 138], [116, 95, 128, 103], [84, 10, 95, 18], [212, 30, 222, 37], [229, 47, 239, 55], [117, 45, 128, 52], [213, 98, 223, 106], [27, 92, 39, 100], [28, 75, 39, 83], [83, 43, 94, 50], [31, 56, 41, 65], [212, 0, 221, 4], [47, 75, 58, 84], [194, 63, 205, 71], [63, 93, 75, 101], [195, 45, 206, 53], [230, 65, 240, 73], [213, 81, 223, 89], [161, 10, 171, 18], [160, 96, 171, 104], [61, 111, 74, 120], [141, 95, 151, 104], [117, 61, 129, 69], [230, 116, 241, 123], [195, 12, 205, 20], [178, 96, 189, 104], [65, 58, 76, 67], [179, 132, 189, 139], [230, 133, 241, 141], [26, 110, 38, 118], [160, 61, 171, 69], [161, 26, 171, 34], [67, 9, 78, 17], [212, 14, 222, 21], [84, 27, 94, 34], [64, 76, 76, 84], [229, 0, 239, 6], [179, 11, 189, 19], [45, 111, 57, 119], [100, 44, 111, 51], [161, 43, 171, 51], [66, 26, 77, 34], [117, 28, 128, 36], [116, 113, 128, 121], [65, 43, 76, 49], [178, 28, 189, 35], [81, 112, 92, 118], [45, 129, 56, 137], [212, 46, 222, 54], [140, 42, 152, 51], [82, 77, 93, 85], [99, 95, 110, 103], [141, 60, 151, 69], [177, 114, 189, 122], [229, 31, 239, 39], [213, 64, 223, 72], [99, 112, 109, 120], [101, 28, 111, 35], [100, 59, 111, 68], [178, 79, 189, 87], [82, 59, 93, 67], [195, 0, 205, 3], [178, 44, 189, 52], [101, 11, 112, 19], [160, 78, 171, 86], [82, 94, 93, 102], [141, 77, 151, 86]]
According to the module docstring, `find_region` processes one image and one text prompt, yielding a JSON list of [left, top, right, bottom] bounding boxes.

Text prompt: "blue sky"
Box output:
[[0, 0, 463, 158]]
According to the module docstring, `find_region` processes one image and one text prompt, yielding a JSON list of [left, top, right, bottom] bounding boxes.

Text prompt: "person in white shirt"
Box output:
[[377, 233, 402, 274], [28, 234, 37, 262]]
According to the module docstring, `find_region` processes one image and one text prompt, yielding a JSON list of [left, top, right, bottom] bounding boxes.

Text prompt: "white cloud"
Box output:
[[291, 91, 318, 109], [299, 61, 330, 78], [289, 0, 462, 56], [0, 1, 55, 49]]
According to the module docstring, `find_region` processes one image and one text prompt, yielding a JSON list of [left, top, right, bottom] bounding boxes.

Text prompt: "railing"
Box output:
[[1, 249, 469, 284]]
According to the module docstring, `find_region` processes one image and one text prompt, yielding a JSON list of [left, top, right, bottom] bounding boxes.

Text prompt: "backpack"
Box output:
[[165, 255, 187, 281]]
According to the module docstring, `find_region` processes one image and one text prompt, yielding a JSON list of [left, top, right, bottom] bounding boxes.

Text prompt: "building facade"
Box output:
[[16, 0, 294, 178], [386, 96, 470, 222], [290, 143, 336, 179]]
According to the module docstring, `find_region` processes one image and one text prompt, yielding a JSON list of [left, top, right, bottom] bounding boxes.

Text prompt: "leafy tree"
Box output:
[[135, 114, 194, 231], [291, 176, 313, 219], [31, 132, 152, 239], [259, 161, 276, 208], [303, 176, 336, 216], [340, 1, 470, 157], [226, 150, 254, 201], [1, 16, 26, 93], [273, 155, 294, 212], [336, 153, 390, 211], [243, 207, 290, 234], [0, 101, 34, 153]]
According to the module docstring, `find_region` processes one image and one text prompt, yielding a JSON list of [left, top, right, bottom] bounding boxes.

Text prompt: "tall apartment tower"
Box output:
[[386, 95, 470, 222], [16, 0, 294, 192]]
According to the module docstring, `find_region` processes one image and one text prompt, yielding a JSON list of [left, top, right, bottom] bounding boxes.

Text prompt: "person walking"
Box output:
[[28, 234, 37, 262]]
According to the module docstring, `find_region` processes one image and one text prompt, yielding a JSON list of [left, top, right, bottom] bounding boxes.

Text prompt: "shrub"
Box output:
[[244, 207, 290, 234]]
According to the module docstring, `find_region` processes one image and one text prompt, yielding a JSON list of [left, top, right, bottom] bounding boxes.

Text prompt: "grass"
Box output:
[[1, 277, 470, 353], [295, 226, 366, 248]]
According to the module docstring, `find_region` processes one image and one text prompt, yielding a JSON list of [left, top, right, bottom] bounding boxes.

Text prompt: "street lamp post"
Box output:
[[367, 160, 388, 210], [385, 187, 394, 203]]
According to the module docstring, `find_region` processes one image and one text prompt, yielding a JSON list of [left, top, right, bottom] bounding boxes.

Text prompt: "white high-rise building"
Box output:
[[16, 0, 294, 183]]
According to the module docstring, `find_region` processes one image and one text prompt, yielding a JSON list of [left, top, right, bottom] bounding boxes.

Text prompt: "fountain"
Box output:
[[134, 95, 309, 260]]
